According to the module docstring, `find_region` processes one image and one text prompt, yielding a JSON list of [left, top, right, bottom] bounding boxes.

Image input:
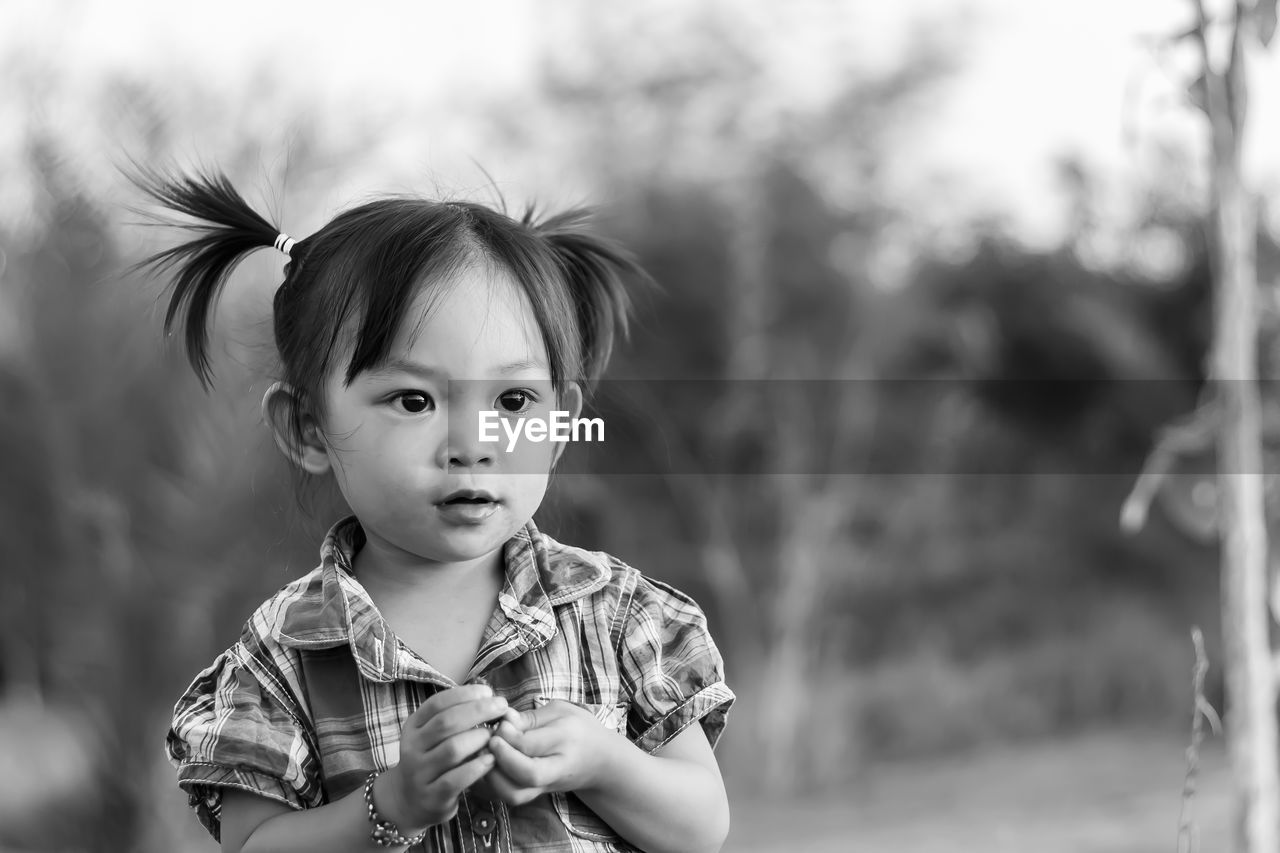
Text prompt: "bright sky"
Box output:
[[851, 0, 1280, 245], [3, 0, 1279, 246]]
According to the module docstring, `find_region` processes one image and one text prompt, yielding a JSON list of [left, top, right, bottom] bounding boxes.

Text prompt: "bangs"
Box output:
[[296, 199, 581, 392], [463, 205, 582, 389], [339, 214, 473, 385]]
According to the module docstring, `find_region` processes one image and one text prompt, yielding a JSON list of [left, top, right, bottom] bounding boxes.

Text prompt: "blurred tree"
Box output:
[[0, 127, 189, 851], [523, 0, 1220, 790], [526, 0, 962, 792], [1121, 1, 1280, 849], [1187, 1, 1278, 848], [0, 69, 358, 850]]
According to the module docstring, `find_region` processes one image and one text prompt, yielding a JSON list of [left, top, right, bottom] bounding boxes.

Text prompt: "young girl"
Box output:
[[141, 170, 734, 853]]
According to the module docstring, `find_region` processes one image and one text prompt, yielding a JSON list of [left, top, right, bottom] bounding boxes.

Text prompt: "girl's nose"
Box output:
[[448, 444, 494, 469], [443, 408, 495, 469]]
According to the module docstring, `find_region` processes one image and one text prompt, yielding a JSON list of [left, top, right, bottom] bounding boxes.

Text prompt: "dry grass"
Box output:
[[725, 729, 1231, 853]]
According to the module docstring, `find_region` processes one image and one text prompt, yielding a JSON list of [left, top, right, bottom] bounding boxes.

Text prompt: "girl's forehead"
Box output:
[[395, 267, 550, 371]]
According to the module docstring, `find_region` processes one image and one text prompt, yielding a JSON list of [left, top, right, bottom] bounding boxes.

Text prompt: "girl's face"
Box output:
[[315, 266, 569, 570]]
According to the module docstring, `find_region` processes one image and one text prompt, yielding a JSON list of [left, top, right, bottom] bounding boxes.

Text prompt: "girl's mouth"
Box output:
[[437, 490, 500, 524], [439, 489, 499, 505]]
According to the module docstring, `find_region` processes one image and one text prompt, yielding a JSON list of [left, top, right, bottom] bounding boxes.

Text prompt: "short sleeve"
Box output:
[[165, 641, 322, 842], [617, 576, 735, 754]]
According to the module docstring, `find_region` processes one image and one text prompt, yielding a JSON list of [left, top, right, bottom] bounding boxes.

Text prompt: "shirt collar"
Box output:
[[271, 516, 611, 682]]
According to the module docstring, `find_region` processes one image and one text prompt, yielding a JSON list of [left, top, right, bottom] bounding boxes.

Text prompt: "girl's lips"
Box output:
[[440, 488, 498, 503], [436, 500, 500, 525]]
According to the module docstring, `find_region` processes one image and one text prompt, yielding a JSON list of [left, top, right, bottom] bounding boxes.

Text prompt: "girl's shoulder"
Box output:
[[534, 530, 708, 621], [535, 530, 640, 600], [234, 564, 336, 656]]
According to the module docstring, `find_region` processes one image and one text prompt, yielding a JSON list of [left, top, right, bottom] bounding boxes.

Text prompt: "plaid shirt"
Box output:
[[166, 517, 734, 852]]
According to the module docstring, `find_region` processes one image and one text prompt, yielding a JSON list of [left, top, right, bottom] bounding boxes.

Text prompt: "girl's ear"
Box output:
[[262, 382, 332, 475], [551, 382, 584, 469]]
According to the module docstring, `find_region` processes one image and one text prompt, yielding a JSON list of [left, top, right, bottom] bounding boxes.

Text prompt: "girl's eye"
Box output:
[[394, 392, 434, 414], [497, 391, 534, 414]]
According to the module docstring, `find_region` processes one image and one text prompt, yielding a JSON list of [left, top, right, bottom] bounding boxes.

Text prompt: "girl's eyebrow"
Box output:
[[367, 359, 444, 380], [497, 359, 550, 375], [367, 358, 549, 379]]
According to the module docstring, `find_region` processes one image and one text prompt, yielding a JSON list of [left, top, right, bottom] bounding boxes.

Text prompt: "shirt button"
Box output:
[[473, 810, 497, 836]]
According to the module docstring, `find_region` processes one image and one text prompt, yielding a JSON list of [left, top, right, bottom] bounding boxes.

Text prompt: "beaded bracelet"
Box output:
[[363, 771, 429, 849]]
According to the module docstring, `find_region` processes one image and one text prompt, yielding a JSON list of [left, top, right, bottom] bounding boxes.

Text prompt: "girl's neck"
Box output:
[[351, 536, 505, 602], [351, 534, 507, 684]]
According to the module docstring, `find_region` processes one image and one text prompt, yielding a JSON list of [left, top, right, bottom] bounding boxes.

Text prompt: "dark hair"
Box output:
[[131, 167, 647, 449]]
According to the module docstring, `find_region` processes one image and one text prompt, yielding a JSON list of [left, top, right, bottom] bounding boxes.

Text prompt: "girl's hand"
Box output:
[[377, 684, 507, 832], [483, 700, 621, 806], [469, 707, 526, 803]]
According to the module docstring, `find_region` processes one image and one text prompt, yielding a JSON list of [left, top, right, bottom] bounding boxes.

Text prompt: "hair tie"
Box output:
[[273, 233, 296, 256]]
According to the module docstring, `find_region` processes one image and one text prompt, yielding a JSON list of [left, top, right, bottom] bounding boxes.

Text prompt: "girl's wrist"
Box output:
[[371, 768, 430, 838]]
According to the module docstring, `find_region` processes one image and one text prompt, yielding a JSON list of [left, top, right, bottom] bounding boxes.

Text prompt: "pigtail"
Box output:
[[528, 208, 652, 384], [130, 168, 281, 387]]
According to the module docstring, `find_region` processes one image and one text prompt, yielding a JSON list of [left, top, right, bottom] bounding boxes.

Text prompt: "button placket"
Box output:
[[458, 793, 500, 852], [473, 808, 497, 848]]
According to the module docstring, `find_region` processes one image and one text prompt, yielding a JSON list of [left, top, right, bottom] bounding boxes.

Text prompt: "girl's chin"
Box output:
[[410, 523, 524, 562], [365, 507, 535, 563]]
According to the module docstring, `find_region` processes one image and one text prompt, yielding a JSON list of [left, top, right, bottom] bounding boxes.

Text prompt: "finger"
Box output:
[[482, 766, 537, 807], [492, 719, 526, 750], [420, 696, 509, 744], [488, 733, 557, 788], [500, 707, 526, 732], [429, 750, 497, 805], [409, 684, 494, 726], [501, 725, 563, 759], [518, 698, 576, 731], [514, 706, 546, 732], [422, 726, 494, 774]]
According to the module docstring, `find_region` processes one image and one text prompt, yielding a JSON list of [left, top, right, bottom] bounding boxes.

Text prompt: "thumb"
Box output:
[[520, 697, 561, 730], [517, 707, 543, 731]]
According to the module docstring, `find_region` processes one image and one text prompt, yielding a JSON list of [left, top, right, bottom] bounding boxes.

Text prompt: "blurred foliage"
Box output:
[[0, 3, 1270, 850]]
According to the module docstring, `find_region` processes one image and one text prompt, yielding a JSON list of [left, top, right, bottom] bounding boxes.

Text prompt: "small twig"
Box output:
[[1178, 626, 1221, 853], [1120, 399, 1218, 534]]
